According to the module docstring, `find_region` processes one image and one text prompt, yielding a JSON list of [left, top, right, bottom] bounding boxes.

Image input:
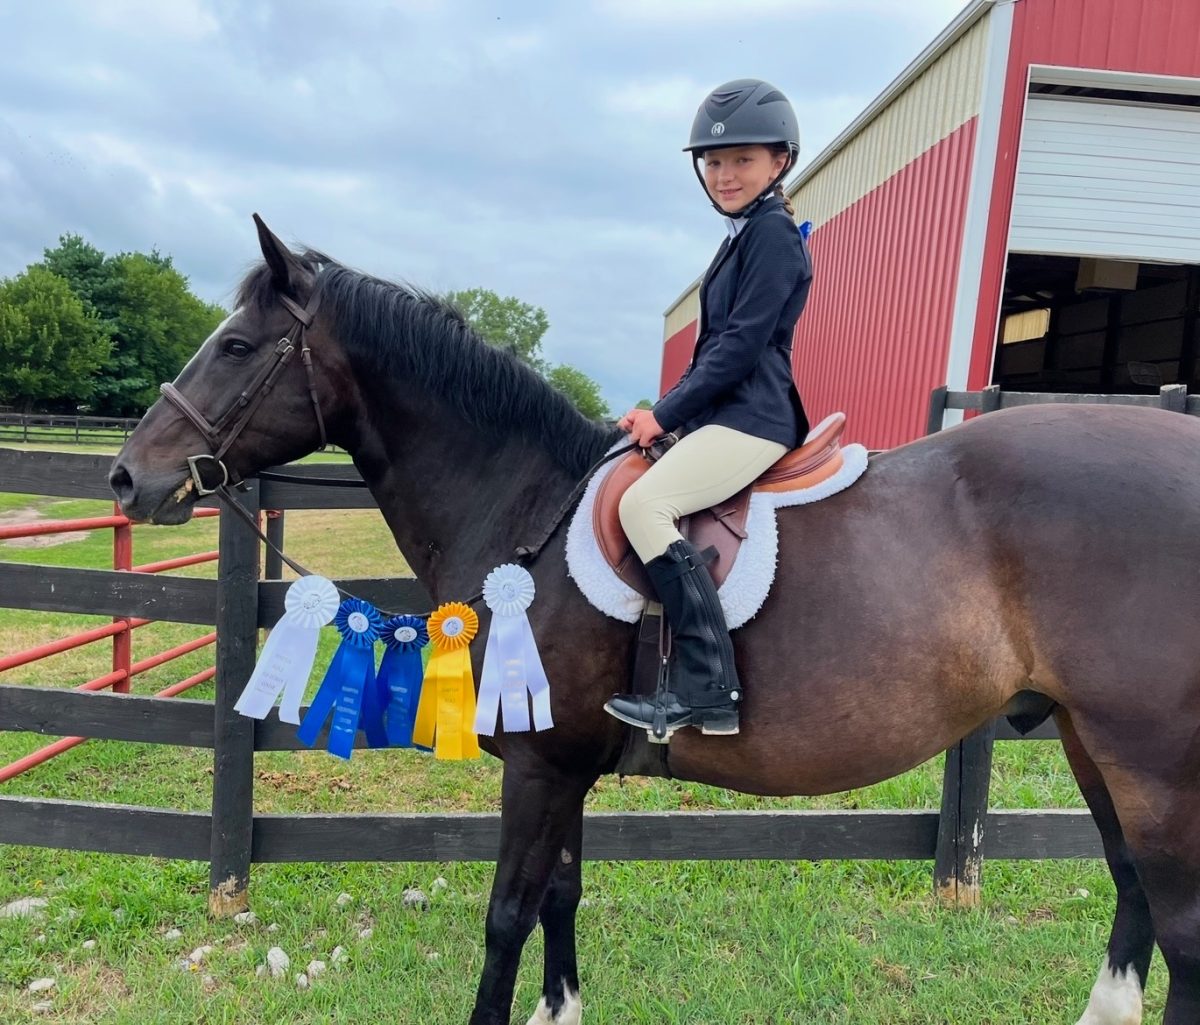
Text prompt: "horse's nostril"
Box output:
[[109, 462, 134, 501]]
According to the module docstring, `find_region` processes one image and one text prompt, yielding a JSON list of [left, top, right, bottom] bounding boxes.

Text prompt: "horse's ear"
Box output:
[[252, 213, 299, 294]]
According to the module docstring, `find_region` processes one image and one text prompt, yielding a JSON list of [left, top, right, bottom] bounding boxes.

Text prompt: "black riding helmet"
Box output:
[[684, 78, 800, 217]]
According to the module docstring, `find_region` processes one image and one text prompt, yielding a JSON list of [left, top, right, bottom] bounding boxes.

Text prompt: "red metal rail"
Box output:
[[0, 503, 227, 782]]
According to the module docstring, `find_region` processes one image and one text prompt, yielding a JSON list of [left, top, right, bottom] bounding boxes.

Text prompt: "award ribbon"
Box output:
[[377, 614, 429, 748], [474, 564, 554, 736], [413, 602, 481, 760], [296, 598, 385, 759], [234, 576, 340, 723]]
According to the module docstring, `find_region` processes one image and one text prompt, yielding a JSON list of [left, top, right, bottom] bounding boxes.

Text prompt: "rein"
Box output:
[[158, 286, 637, 618]]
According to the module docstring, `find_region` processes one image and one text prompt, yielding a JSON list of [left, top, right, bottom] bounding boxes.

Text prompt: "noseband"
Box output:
[[160, 288, 326, 496]]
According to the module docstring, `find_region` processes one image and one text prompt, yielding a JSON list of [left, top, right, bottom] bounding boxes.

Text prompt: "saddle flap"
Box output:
[[594, 453, 751, 601]]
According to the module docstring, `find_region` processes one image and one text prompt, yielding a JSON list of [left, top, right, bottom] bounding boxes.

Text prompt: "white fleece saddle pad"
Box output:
[[565, 442, 869, 630]]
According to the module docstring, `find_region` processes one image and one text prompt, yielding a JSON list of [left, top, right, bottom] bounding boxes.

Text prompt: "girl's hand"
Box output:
[[618, 408, 664, 448]]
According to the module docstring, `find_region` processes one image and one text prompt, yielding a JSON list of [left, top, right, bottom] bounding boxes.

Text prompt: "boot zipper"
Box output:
[[682, 565, 723, 686]]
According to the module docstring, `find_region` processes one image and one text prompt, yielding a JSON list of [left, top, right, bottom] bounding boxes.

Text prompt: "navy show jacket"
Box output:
[[653, 194, 812, 450]]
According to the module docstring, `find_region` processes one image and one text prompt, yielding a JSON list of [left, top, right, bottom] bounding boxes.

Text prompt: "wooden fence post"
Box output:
[[929, 384, 1000, 906], [934, 720, 997, 906], [1160, 384, 1188, 412], [209, 483, 260, 918]]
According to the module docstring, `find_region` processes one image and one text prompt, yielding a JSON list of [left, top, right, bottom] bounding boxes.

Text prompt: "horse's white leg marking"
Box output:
[[1075, 957, 1143, 1025], [526, 984, 582, 1025]]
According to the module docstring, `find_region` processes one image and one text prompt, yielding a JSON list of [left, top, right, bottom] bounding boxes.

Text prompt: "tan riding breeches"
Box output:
[[618, 424, 788, 563]]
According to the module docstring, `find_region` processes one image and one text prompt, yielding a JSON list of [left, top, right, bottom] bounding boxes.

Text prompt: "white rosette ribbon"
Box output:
[[474, 564, 554, 736], [234, 575, 340, 723]]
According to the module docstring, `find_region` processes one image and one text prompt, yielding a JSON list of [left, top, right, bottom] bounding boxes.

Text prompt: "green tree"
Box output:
[[0, 266, 111, 411], [446, 287, 551, 371], [37, 236, 226, 416], [635, 398, 654, 410], [447, 286, 610, 420], [545, 364, 610, 420]]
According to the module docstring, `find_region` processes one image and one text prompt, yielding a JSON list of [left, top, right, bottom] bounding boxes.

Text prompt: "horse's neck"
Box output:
[[348, 407, 580, 602]]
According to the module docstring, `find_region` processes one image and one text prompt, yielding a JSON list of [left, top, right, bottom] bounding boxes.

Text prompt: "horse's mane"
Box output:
[[235, 252, 620, 478]]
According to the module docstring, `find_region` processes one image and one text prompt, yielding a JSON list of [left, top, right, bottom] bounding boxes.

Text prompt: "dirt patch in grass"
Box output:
[[0, 508, 91, 549]]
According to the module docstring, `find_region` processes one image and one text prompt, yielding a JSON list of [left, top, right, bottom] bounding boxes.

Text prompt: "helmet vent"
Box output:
[[756, 90, 787, 106]]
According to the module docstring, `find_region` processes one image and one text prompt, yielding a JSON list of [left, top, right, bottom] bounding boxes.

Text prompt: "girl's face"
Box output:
[[702, 145, 789, 214]]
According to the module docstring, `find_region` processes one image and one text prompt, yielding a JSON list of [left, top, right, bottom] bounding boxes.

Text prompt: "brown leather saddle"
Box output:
[[594, 413, 849, 599]]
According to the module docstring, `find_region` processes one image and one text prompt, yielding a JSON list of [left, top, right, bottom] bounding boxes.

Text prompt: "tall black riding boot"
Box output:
[[604, 539, 741, 738]]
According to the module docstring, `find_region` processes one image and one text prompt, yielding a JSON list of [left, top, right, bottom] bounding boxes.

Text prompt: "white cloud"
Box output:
[[84, 0, 220, 39], [602, 76, 705, 122], [596, 0, 968, 25]]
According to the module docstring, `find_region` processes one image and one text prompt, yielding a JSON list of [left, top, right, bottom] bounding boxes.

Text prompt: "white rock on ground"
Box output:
[[1, 897, 48, 919], [358, 928, 373, 940], [402, 888, 429, 910], [307, 960, 327, 978], [295, 973, 309, 990], [336, 892, 353, 906], [432, 877, 448, 891], [31, 1001, 54, 1014], [189, 946, 214, 964], [163, 928, 183, 942], [233, 911, 257, 925], [81, 940, 97, 951], [330, 946, 347, 964], [28, 978, 56, 994], [267, 947, 290, 978], [255, 965, 266, 978], [267, 923, 279, 933]]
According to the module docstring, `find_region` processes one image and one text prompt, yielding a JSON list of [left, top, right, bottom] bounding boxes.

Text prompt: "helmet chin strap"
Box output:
[[692, 153, 796, 220]]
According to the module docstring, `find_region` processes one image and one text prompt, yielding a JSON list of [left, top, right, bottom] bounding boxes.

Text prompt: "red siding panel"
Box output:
[[659, 321, 697, 397], [968, 0, 1200, 388], [792, 120, 977, 449]]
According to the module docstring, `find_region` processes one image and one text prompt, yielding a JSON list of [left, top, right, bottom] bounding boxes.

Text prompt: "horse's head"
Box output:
[[110, 216, 353, 524]]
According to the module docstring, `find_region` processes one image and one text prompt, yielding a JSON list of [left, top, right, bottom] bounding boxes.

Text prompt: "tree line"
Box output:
[[0, 236, 611, 420]]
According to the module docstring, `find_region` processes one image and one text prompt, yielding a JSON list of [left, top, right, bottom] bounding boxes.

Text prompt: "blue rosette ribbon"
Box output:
[[296, 598, 386, 759], [377, 614, 429, 748]]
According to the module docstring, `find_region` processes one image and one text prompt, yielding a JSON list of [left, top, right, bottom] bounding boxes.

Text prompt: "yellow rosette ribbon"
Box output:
[[413, 602, 481, 760]]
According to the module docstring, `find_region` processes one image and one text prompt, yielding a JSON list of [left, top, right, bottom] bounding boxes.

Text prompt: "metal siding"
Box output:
[[793, 122, 978, 449], [791, 16, 989, 229], [659, 321, 697, 396], [1009, 97, 1200, 263], [663, 289, 699, 341], [968, 0, 1200, 388]]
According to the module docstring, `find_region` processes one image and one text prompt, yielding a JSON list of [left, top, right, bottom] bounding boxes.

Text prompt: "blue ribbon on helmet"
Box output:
[[296, 598, 385, 759], [377, 614, 429, 749]]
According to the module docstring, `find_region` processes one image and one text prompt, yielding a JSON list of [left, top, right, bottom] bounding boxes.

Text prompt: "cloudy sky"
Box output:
[[1, 0, 967, 413]]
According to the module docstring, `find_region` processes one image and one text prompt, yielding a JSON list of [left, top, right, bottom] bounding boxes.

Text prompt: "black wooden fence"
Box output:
[[0, 413, 142, 447], [5, 386, 1186, 916]]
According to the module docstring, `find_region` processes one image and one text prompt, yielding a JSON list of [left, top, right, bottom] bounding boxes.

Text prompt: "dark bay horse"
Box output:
[[110, 218, 1200, 1025]]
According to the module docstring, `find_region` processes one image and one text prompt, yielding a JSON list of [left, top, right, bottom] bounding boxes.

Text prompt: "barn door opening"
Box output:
[[992, 78, 1200, 394]]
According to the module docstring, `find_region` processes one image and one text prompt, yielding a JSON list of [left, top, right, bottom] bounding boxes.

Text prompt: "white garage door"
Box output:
[[1009, 94, 1200, 263]]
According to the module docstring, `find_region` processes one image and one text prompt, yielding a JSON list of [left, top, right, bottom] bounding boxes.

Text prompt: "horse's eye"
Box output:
[[223, 339, 253, 359]]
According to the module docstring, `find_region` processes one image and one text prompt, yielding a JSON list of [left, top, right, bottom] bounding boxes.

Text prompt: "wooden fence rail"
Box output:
[[3, 384, 1189, 914]]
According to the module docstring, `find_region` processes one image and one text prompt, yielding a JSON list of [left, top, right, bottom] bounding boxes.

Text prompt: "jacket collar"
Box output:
[[724, 192, 784, 236]]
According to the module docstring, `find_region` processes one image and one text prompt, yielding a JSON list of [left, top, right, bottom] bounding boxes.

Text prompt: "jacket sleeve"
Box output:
[[652, 215, 809, 433]]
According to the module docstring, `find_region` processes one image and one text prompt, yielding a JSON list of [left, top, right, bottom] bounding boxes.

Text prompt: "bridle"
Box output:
[[156, 280, 638, 614], [160, 287, 326, 497]]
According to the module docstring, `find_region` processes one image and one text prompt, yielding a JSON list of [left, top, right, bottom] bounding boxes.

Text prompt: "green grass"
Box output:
[[0, 481, 1155, 1024]]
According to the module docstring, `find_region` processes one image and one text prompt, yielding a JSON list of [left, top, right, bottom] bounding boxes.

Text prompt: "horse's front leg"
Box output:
[[526, 799, 584, 1025], [469, 759, 594, 1025]]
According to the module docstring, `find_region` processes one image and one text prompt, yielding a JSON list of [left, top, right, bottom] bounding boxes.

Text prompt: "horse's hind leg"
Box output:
[[1056, 709, 1153, 1025], [526, 800, 584, 1025], [469, 759, 595, 1025]]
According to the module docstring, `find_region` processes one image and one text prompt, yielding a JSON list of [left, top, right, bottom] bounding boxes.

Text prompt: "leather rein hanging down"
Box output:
[[158, 285, 637, 618]]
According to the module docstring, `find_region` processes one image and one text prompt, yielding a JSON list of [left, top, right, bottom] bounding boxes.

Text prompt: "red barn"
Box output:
[[660, 0, 1200, 449]]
